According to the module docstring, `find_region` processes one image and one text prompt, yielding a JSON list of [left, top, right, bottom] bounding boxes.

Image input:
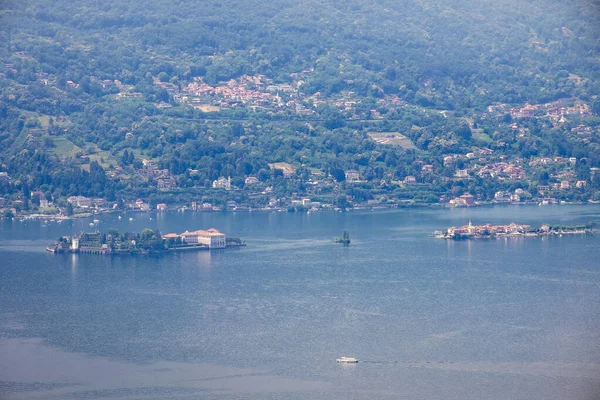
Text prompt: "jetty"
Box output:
[[435, 221, 596, 240]]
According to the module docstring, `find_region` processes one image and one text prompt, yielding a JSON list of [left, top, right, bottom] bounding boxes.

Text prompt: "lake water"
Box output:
[[1, 205, 599, 400]]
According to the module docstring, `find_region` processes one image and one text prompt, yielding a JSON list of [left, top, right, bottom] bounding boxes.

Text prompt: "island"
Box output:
[[435, 221, 596, 240], [46, 228, 245, 254]]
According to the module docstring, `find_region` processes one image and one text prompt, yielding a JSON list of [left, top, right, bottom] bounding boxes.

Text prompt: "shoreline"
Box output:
[[8, 201, 600, 222]]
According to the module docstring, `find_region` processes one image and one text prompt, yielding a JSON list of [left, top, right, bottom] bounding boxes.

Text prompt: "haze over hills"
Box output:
[[0, 0, 599, 213]]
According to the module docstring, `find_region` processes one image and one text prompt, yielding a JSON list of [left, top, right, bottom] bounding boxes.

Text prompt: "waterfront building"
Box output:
[[134, 199, 150, 211], [180, 228, 226, 248], [67, 196, 92, 208], [449, 193, 475, 207], [460, 193, 475, 206]]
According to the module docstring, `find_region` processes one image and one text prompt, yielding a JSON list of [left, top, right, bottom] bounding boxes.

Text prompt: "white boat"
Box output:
[[336, 356, 358, 363], [93, 219, 100, 224], [129, 217, 134, 221]]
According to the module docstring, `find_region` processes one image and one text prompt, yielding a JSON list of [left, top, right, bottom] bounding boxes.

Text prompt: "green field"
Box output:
[[367, 132, 416, 149]]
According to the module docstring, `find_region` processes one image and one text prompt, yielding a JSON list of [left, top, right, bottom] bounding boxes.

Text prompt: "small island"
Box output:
[[46, 228, 245, 254], [435, 221, 596, 240]]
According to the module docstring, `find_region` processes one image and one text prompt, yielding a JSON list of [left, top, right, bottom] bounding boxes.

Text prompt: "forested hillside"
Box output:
[[0, 0, 599, 213]]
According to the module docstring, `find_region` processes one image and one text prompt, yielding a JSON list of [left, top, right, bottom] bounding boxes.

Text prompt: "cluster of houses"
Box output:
[[443, 221, 532, 239], [139, 160, 177, 190], [484, 100, 592, 120], [178, 75, 286, 110], [494, 189, 529, 203], [476, 163, 526, 180]]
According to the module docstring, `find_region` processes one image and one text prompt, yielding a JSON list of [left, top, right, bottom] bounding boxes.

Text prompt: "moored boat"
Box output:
[[336, 356, 358, 363]]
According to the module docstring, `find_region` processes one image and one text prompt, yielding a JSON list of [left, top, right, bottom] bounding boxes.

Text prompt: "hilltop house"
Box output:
[[345, 170, 360, 182], [213, 177, 231, 190]]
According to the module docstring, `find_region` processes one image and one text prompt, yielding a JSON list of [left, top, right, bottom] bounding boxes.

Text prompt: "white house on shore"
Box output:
[[178, 228, 226, 249], [67, 196, 92, 208]]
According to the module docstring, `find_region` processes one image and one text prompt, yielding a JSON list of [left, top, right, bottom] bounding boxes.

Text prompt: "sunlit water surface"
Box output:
[[1, 205, 599, 399]]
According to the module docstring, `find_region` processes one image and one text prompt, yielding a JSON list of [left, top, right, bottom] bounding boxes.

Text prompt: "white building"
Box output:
[[455, 169, 469, 178], [345, 170, 360, 182], [180, 228, 226, 249], [134, 199, 150, 211], [213, 177, 231, 190], [403, 176, 417, 184], [67, 196, 92, 208], [245, 176, 259, 185]]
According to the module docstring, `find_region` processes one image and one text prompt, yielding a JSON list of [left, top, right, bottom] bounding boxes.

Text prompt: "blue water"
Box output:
[[1, 205, 600, 399]]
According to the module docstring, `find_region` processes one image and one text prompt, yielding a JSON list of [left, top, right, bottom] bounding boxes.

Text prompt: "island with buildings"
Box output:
[[46, 227, 245, 254], [436, 221, 596, 240]]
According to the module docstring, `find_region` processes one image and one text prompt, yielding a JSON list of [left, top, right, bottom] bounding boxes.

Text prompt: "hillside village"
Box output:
[[1, 65, 599, 219], [1, 6, 600, 219]]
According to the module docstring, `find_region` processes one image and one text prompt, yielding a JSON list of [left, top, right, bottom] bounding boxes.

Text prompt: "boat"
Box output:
[[336, 356, 358, 363], [334, 231, 351, 244], [129, 217, 134, 221], [93, 219, 100, 224]]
